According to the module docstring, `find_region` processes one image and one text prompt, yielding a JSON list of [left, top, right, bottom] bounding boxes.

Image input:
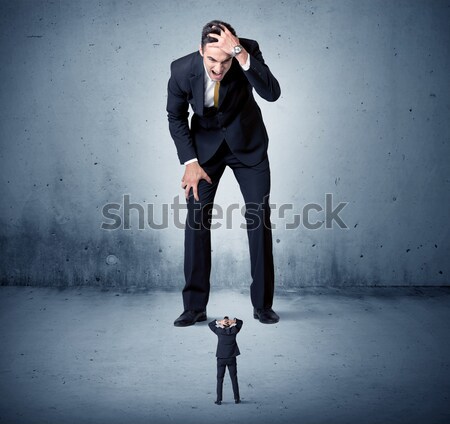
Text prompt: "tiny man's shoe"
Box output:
[[173, 310, 207, 327], [215, 400, 222, 405], [253, 307, 279, 324], [235, 398, 241, 404]]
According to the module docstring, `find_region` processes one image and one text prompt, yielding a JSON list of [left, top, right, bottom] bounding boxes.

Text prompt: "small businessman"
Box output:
[[208, 316, 243, 405]]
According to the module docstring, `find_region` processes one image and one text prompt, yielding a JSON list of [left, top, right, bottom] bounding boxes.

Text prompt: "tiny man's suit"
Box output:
[[208, 319, 243, 401]]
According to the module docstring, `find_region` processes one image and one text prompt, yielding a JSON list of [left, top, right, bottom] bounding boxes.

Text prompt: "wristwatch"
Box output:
[[231, 44, 243, 57]]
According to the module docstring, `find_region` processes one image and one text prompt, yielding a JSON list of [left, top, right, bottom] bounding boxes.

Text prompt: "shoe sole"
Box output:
[[174, 314, 207, 327], [253, 313, 279, 324]]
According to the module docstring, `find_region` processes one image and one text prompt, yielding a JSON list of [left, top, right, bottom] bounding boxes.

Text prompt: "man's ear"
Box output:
[[199, 44, 203, 57]]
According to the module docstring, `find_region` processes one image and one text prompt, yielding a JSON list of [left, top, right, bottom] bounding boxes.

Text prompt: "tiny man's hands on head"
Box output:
[[218, 318, 229, 327], [181, 162, 212, 201]]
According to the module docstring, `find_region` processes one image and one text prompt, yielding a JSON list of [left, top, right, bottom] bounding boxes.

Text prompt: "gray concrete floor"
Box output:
[[0, 286, 449, 424]]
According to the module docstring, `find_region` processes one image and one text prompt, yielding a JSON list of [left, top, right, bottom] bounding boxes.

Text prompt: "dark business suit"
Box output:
[[209, 319, 243, 401], [167, 39, 281, 311]]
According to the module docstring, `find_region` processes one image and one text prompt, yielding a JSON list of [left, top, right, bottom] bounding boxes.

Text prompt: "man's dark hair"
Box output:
[[223, 316, 229, 320], [201, 20, 236, 47]]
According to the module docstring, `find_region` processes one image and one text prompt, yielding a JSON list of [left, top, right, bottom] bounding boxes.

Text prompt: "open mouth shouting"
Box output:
[[211, 69, 223, 80]]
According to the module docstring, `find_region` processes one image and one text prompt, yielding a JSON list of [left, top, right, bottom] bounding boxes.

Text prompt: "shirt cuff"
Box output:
[[240, 53, 250, 71], [184, 158, 198, 165]]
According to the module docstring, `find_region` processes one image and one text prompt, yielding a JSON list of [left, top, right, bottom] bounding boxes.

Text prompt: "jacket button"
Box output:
[[222, 127, 226, 132]]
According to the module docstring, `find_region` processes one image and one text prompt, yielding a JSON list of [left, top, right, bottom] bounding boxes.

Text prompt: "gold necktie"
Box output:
[[213, 81, 220, 108]]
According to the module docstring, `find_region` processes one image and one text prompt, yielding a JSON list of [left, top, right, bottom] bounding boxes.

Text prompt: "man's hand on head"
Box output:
[[181, 161, 212, 201], [217, 319, 229, 327], [208, 25, 249, 66]]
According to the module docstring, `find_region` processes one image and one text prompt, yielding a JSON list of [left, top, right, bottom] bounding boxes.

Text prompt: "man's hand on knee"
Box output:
[[181, 162, 212, 201]]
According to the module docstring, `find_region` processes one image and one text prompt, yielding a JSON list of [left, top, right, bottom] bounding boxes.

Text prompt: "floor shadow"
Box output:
[[215, 400, 256, 405], [277, 309, 322, 321]]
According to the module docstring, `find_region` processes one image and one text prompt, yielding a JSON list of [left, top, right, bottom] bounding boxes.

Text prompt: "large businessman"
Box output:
[[167, 20, 281, 326]]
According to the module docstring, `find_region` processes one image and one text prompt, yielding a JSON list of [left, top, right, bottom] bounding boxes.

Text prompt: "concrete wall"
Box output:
[[0, 0, 449, 288]]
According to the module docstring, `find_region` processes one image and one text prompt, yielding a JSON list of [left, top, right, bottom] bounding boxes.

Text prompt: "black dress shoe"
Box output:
[[173, 310, 207, 327], [235, 398, 241, 404], [214, 400, 222, 405], [253, 308, 279, 324]]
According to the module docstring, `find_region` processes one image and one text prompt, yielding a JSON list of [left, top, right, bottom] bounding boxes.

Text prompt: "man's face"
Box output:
[[199, 43, 233, 82]]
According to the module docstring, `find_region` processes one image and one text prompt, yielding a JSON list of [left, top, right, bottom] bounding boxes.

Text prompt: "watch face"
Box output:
[[234, 45, 242, 55]]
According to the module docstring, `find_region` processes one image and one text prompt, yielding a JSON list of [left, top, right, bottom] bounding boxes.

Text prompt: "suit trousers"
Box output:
[[183, 140, 275, 311], [216, 357, 239, 401]]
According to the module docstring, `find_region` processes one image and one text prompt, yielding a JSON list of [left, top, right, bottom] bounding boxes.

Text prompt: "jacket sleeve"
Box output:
[[166, 62, 197, 164], [235, 318, 243, 332], [242, 40, 281, 102], [208, 320, 218, 334]]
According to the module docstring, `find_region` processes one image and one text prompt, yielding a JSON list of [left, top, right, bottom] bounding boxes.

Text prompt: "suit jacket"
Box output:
[[208, 319, 243, 359], [167, 38, 281, 166]]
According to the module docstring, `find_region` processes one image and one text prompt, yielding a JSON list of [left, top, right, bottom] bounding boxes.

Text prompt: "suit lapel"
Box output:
[[218, 82, 229, 109], [189, 53, 204, 116], [217, 60, 240, 109]]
